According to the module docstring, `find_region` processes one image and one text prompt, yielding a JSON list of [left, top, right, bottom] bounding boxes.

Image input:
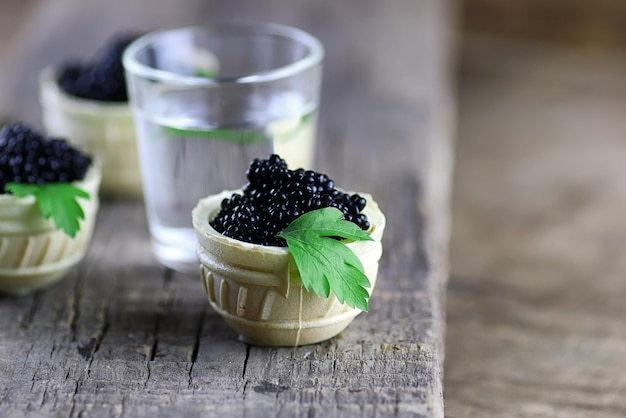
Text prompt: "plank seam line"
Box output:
[[20, 292, 42, 329], [85, 312, 110, 378], [242, 344, 251, 380], [69, 266, 84, 342], [241, 344, 251, 399], [187, 304, 205, 389]]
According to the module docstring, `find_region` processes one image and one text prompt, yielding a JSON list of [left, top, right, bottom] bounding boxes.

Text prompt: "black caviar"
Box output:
[[0, 123, 92, 193], [210, 154, 370, 247], [58, 34, 138, 102]]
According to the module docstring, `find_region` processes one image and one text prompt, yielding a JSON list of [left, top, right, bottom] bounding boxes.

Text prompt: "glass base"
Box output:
[[152, 239, 199, 274]]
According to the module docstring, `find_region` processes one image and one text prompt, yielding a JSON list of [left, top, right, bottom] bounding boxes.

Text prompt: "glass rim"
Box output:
[[122, 22, 324, 86]]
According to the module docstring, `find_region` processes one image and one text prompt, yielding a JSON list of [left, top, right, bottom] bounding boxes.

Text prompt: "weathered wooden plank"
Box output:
[[0, 0, 454, 416], [445, 39, 626, 417]]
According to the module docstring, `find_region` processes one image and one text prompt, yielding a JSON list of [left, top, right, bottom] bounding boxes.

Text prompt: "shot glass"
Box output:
[[123, 23, 324, 273]]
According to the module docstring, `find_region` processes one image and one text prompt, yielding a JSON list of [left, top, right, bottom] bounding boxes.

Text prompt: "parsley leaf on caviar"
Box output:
[[5, 183, 90, 238], [277, 207, 373, 311]]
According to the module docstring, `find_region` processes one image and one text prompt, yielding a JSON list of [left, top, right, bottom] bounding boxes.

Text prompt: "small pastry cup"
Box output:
[[192, 189, 385, 347], [0, 162, 101, 295], [39, 67, 142, 197]]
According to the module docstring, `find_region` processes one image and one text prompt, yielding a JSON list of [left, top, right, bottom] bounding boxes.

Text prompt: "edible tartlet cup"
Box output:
[[0, 162, 101, 295], [192, 189, 385, 347], [39, 66, 141, 197]]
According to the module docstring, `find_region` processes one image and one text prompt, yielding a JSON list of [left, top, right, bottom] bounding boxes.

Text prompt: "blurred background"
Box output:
[[464, 0, 626, 49], [449, 0, 626, 417], [2, 0, 626, 416]]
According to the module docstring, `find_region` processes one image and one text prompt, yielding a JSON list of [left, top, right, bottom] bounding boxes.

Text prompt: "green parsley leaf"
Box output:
[[162, 110, 314, 145], [194, 68, 219, 78], [5, 183, 90, 238], [277, 207, 374, 311]]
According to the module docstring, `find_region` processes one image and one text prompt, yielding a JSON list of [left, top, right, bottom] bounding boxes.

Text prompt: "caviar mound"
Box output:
[[192, 188, 385, 346], [0, 123, 92, 194], [210, 154, 370, 246], [58, 34, 138, 102]]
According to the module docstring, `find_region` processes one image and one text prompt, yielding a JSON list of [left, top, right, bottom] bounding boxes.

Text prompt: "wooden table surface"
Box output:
[[0, 0, 455, 416], [445, 39, 626, 418]]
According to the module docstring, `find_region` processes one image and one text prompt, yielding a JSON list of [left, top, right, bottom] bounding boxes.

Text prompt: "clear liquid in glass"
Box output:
[[134, 100, 316, 272]]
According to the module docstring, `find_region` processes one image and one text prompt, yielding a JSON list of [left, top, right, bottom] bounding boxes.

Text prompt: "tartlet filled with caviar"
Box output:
[[192, 155, 385, 346], [0, 123, 100, 295], [38, 34, 142, 197]]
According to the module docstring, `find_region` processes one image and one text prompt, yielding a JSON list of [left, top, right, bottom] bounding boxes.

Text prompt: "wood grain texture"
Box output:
[[0, 0, 455, 416], [463, 0, 626, 49], [445, 39, 626, 417]]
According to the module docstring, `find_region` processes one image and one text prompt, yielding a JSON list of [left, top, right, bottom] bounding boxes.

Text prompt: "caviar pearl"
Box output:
[[210, 154, 371, 247]]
